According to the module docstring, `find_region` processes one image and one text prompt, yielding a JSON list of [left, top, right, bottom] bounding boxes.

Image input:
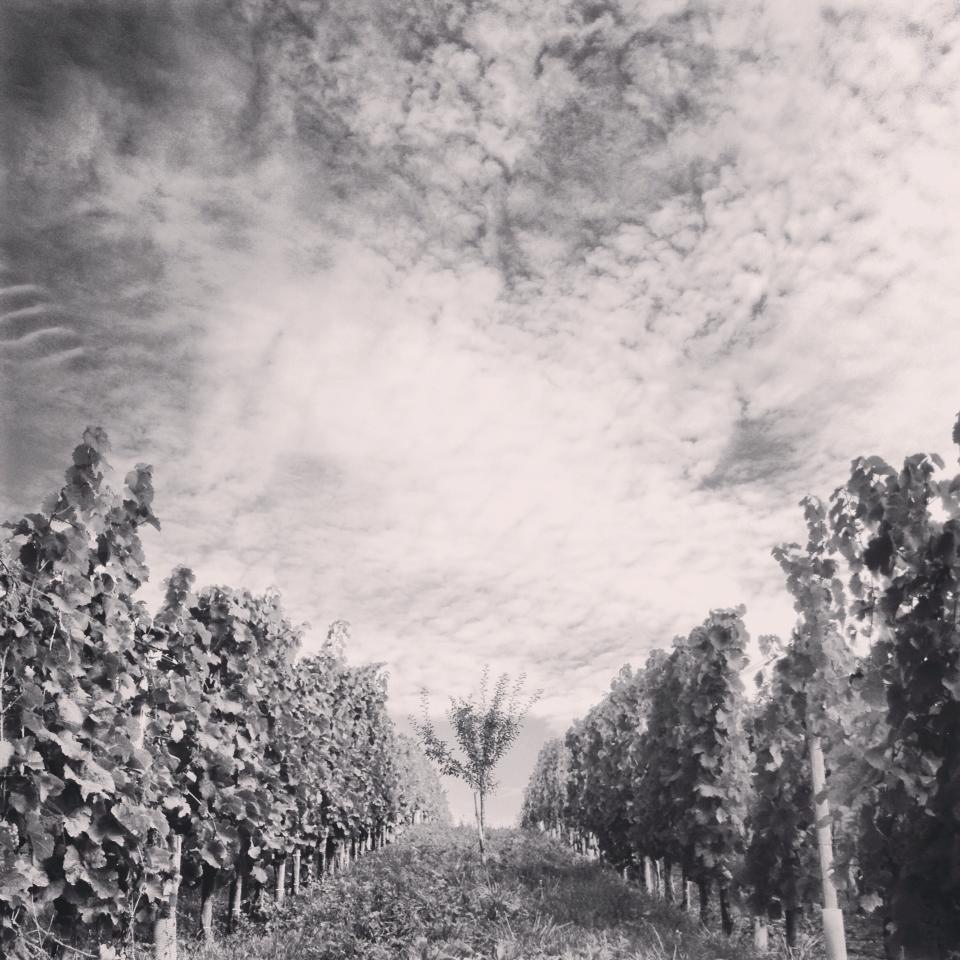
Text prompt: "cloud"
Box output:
[[3, 0, 960, 823]]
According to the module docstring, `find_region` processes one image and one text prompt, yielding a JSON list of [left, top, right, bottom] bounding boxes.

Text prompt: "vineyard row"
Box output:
[[0, 428, 450, 959], [522, 416, 960, 960]]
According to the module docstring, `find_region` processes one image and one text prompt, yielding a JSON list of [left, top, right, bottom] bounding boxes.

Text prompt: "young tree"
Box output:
[[413, 668, 538, 864]]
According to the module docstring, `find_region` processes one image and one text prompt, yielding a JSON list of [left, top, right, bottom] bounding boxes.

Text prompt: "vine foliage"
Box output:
[[0, 430, 449, 953]]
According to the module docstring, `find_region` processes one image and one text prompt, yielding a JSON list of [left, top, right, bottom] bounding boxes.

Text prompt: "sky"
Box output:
[[2, 0, 960, 826]]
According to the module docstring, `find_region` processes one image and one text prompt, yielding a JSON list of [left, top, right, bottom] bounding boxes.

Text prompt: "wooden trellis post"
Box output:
[[292, 850, 301, 895], [153, 834, 182, 960], [753, 916, 769, 952], [809, 730, 847, 960], [643, 856, 655, 895]]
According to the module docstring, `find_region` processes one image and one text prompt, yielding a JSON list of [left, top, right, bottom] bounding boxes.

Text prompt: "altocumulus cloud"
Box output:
[[3, 0, 960, 821]]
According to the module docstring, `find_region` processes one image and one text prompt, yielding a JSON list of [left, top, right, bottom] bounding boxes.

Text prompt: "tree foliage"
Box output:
[[414, 667, 537, 863]]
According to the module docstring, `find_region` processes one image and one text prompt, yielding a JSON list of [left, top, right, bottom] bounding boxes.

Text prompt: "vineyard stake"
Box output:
[[643, 856, 655, 895], [808, 731, 848, 960], [753, 916, 769, 952], [153, 834, 182, 960], [681, 877, 693, 913]]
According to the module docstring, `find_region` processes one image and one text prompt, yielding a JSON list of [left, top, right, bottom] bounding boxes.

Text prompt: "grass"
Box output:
[[178, 826, 820, 960]]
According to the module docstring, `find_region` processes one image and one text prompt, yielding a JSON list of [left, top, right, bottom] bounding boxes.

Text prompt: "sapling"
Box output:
[[413, 667, 539, 864]]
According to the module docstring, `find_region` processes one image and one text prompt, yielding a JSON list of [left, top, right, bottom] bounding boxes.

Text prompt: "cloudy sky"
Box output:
[[3, 0, 960, 824]]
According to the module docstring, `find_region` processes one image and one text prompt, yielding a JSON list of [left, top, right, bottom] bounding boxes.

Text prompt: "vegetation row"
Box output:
[[522, 417, 960, 960], [0, 429, 450, 959]]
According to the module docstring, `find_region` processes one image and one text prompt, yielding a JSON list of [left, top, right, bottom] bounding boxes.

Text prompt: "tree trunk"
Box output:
[[785, 906, 801, 948], [474, 790, 487, 866], [681, 870, 690, 911], [719, 884, 733, 936], [200, 864, 218, 943], [662, 860, 674, 902], [901, 947, 939, 960], [698, 879, 710, 926], [228, 871, 243, 933], [881, 917, 901, 960], [245, 870, 263, 916]]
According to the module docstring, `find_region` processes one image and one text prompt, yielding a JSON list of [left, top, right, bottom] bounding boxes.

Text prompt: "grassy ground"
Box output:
[[180, 826, 820, 960]]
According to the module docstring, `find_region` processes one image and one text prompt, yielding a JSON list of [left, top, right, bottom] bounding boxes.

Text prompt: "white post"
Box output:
[[153, 834, 182, 960], [809, 731, 848, 960], [643, 857, 655, 894], [275, 858, 286, 904], [753, 916, 769, 952]]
